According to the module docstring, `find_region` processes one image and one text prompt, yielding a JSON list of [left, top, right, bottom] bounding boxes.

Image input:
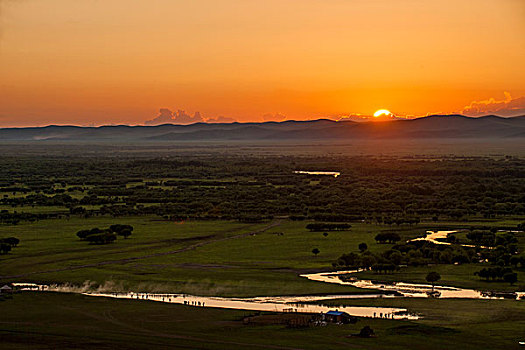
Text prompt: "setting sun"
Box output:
[[373, 109, 392, 118]]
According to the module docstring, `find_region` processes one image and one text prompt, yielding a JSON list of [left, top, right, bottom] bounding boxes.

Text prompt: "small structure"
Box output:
[[324, 310, 358, 324], [0, 284, 13, 294]]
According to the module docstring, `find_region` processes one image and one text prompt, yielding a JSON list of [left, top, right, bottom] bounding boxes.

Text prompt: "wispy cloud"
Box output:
[[262, 113, 286, 122], [462, 92, 525, 117]]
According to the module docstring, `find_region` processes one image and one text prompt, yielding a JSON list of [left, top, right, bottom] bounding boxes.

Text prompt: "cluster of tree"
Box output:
[[0, 211, 61, 225], [374, 217, 421, 226], [86, 232, 117, 245], [1, 154, 524, 223], [308, 214, 364, 222], [466, 230, 497, 246], [0, 237, 20, 254], [475, 267, 518, 285], [475, 232, 520, 267], [334, 250, 401, 272], [306, 223, 351, 232], [76, 225, 134, 244], [109, 224, 134, 238], [374, 232, 401, 244], [334, 240, 477, 270], [464, 228, 518, 248], [510, 255, 525, 268]]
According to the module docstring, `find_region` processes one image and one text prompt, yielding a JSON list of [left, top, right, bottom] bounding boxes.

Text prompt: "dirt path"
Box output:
[[1, 220, 282, 280]]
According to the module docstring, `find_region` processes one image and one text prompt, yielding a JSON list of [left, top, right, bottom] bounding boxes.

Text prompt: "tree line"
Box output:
[[76, 224, 133, 245]]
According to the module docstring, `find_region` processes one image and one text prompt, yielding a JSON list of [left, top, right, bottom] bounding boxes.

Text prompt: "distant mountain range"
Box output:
[[1, 115, 524, 142]]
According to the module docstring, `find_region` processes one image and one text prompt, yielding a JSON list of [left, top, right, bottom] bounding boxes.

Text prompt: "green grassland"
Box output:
[[1, 292, 524, 350], [1, 217, 523, 296], [1, 215, 524, 349]]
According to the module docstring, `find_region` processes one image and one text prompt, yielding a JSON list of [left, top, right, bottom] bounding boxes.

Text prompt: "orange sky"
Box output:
[[1, 0, 524, 126]]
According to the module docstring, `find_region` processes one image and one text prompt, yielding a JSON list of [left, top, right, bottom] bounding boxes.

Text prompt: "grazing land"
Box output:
[[1, 143, 524, 349]]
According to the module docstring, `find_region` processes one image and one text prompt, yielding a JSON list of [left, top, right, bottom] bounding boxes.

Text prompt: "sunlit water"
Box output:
[[409, 230, 493, 249], [12, 283, 415, 319], [301, 270, 524, 299], [294, 170, 340, 178]]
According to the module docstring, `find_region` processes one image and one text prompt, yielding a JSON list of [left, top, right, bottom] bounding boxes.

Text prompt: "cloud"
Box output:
[[145, 108, 174, 125], [338, 113, 406, 122], [206, 116, 236, 123], [338, 114, 373, 122], [145, 109, 204, 125], [462, 92, 525, 117], [262, 113, 286, 122]]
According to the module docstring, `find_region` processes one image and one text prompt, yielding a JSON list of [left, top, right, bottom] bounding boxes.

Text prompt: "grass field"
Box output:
[[1, 217, 524, 296], [1, 292, 524, 350], [1, 215, 524, 349]]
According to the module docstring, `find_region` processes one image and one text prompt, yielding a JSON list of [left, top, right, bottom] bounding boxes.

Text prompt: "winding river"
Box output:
[[302, 270, 523, 300]]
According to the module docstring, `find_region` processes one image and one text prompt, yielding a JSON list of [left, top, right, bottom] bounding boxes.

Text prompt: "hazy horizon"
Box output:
[[0, 111, 523, 129]]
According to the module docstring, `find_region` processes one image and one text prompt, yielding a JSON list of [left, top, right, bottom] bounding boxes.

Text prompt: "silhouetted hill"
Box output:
[[1, 115, 524, 142]]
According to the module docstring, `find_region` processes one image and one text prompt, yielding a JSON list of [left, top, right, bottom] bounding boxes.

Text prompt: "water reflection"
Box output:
[[13, 282, 416, 319], [86, 292, 416, 319], [294, 171, 340, 178], [301, 270, 523, 300], [409, 230, 492, 249]]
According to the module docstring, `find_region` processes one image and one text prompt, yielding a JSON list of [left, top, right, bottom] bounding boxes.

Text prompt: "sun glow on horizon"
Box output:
[[373, 109, 392, 118]]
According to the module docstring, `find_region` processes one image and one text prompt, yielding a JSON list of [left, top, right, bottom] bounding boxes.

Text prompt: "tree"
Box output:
[[426, 271, 441, 291], [0, 243, 12, 254], [358, 242, 368, 252], [503, 272, 518, 286], [510, 256, 520, 267], [1, 237, 19, 247], [86, 232, 117, 245], [358, 326, 375, 338], [389, 251, 403, 265], [360, 254, 377, 269], [76, 229, 92, 240], [374, 233, 401, 244], [110, 224, 134, 233], [387, 233, 401, 244], [336, 252, 360, 267], [475, 268, 490, 281], [118, 229, 132, 239], [375, 233, 387, 244], [312, 248, 320, 256]]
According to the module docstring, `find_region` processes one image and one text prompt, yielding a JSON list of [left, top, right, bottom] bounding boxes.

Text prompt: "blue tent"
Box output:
[[326, 311, 345, 316]]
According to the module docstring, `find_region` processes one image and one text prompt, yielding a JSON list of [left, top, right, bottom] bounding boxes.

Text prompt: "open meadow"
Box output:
[[1, 144, 524, 349]]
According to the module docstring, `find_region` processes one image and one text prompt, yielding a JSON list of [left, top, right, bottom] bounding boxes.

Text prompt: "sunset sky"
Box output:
[[1, 0, 524, 126]]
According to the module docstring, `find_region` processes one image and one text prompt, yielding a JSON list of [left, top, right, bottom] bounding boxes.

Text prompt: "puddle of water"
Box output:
[[294, 171, 340, 178]]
